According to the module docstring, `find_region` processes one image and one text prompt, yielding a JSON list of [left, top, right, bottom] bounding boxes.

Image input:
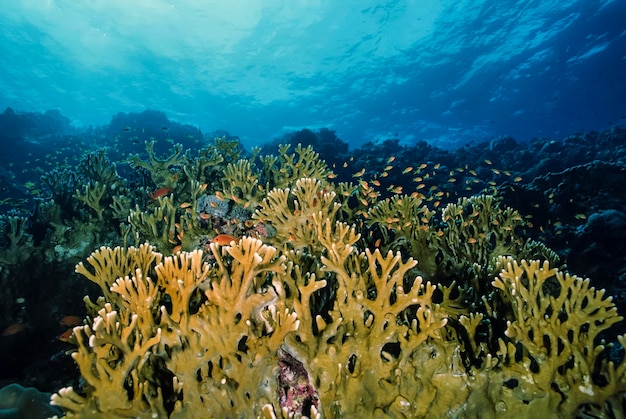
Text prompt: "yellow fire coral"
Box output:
[[253, 177, 339, 253], [128, 141, 186, 189], [283, 217, 448, 416], [364, 194, 438, 276], [52, 240, 300, 418], [219, 144, 332, 210], [488, 257, 625, 414], [73, 181, 107, 221], [51, 173, 626, 418], [221, 159, 261, 208]]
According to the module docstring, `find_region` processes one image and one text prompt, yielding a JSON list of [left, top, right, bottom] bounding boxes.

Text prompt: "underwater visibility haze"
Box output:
[[1, 1, 626, 418], [1, 0, 625, 148]]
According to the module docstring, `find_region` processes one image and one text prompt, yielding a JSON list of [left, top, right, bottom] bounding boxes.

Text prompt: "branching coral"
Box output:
[[426, 194, 563, 316], [43, 149, 125, 222], [437, 194, 525, 272], [431, 257, 626, 418], [70, 149, 128, 223], [52, 240, 302, 418], [181, 142, 225, 186], [0, 213, 33, 266], [77, 148, 122, 188], [41, 169, 80, 210], [216, 144, 333, 218], [253, 178, 339, 252], [365, 194, 438, 277], [50, 161, 626, 418], [73, 181, 107, 221], [125, 181, 209, 254], [127, 195, 179, 252], [129, 141, 186, 189], [129, 137, 242, 205], [263, 144, 332, 190], [487, 257, 626, 413], [286, 232, 448, 415], [221, 159, 261, 209]]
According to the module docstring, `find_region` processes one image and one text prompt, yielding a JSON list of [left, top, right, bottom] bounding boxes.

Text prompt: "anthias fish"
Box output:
[[213, 234, 238, 245]]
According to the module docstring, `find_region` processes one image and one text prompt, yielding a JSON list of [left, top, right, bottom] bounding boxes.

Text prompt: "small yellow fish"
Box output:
[[353, 168, 366, 177]]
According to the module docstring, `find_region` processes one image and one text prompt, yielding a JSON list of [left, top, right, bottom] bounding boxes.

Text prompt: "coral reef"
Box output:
[[2, 120, 626, 417], [51, 241, 300, 418], [128, 141, 186, 189], [51, 175, 626, 418], [253, 177, 339, 253], [0, 213, 33, 268]]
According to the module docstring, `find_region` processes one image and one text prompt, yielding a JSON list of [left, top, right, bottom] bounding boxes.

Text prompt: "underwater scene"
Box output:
[[1, 1, 626, 418]]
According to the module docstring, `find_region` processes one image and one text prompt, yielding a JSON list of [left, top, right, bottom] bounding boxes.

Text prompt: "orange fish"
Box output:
[[2, 323, 29, 336], [213, 234, 238, 245], [58, 328, 74, 342], [149, 187, 172, 200], [59, 315, 82, 327]]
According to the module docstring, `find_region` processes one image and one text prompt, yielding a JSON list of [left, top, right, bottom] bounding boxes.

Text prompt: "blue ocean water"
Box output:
[[2, 3, 626, 417], [1, 0, 624, 149]]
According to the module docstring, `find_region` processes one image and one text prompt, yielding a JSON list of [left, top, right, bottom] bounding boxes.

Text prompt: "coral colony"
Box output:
[[2, 134, 626, 418]]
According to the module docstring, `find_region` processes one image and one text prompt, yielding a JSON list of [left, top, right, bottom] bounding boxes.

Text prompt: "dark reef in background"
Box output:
[[0, 107, 74, 139], [0, 107, 625, 395], [260, 128, 349, 169]]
